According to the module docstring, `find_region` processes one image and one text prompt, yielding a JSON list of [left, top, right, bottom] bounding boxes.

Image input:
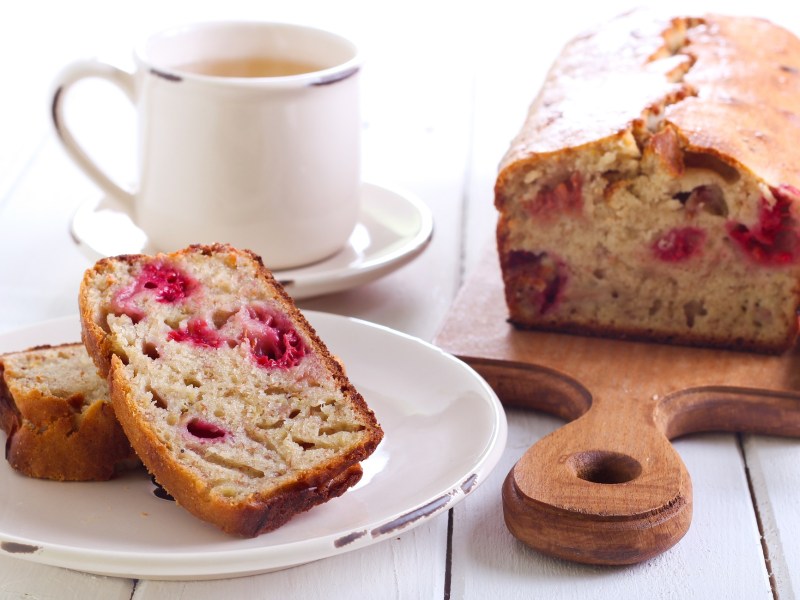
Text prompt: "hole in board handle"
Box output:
[[567, 450, 642, 484]]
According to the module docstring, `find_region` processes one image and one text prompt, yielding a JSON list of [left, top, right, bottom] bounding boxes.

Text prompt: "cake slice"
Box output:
[[0, 343, 137, 481], [79, 243, 383, 536], [495, 12, 800, 353]]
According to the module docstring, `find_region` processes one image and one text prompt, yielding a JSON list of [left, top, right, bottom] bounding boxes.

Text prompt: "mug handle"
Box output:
[[50, 59, 136, 209]]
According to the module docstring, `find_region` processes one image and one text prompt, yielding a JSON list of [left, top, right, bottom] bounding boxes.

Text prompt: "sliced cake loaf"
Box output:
[[495, 12, 800, 353], [79, 243, 383, 536], [0, 343, 137, 481]]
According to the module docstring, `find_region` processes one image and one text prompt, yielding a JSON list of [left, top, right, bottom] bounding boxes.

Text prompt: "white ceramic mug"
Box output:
[[52, 21, 361, 270]]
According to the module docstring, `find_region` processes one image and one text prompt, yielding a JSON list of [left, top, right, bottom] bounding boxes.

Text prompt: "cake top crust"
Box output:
[[498, 11, 800, 190]]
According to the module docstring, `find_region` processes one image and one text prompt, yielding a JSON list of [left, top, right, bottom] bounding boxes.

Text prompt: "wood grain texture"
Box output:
[[434, 247, 800, 565]]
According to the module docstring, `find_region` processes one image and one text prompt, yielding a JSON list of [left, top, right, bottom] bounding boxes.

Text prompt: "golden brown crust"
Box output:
[[0, 343, 138, 481], [80, 243, 382, 536], [667, 15, 800, 188]]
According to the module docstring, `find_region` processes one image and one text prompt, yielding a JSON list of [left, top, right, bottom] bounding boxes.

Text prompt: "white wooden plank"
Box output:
[[743, 435, 800, 599], [0, 555, 132, 600], [133, 518, 446, 599], [450, 409, 773, 599]]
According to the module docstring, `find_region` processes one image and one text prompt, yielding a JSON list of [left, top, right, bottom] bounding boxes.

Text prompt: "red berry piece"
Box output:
[[135, 262, 197, 303], [727, 185, 800, 266], [112, 261, 198, 321], [168, 318, 224, 348], [525, 173, 583, 218], [652, 227, 706, 262], [186, 418, 227, 440], [239, 304, 306, 369], [504, 250, 568, 315]]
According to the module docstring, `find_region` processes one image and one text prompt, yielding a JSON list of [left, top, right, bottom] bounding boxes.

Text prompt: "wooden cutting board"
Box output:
[[433, 247, 800, 566]]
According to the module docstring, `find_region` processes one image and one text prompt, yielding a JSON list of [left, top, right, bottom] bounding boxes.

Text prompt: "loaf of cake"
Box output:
[[0, 343, 137, 481], [79, 243, 383, 536], [495, 11, 800, 353]]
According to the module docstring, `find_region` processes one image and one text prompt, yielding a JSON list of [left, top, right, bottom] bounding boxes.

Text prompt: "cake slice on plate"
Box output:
[[0, 343, 137, 481], [79, 243, 383, 536]]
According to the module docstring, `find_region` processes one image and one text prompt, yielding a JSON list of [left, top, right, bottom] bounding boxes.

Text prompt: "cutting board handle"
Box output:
[[500, 373, 800, 565], [503, 389, 693, 565], [656, 385, 800, 438]]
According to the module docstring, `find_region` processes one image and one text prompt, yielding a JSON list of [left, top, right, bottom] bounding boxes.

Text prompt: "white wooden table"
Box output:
[[1, 0, 798, 597]]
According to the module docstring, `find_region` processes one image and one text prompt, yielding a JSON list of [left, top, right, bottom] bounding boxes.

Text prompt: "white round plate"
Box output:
[[0, 312, 506, 580], [71, 182, 434, 300]]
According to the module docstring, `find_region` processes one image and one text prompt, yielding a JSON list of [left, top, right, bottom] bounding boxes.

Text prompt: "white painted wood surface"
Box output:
[[1, 0, 798, 598]]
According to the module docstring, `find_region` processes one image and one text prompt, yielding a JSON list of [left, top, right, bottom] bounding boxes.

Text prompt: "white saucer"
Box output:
[[71, 182, 434, 299], [0, 312, 506, 580]]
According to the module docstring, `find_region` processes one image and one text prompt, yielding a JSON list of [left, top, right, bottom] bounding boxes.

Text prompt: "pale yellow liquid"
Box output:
[[177, 56, 323, 78]]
